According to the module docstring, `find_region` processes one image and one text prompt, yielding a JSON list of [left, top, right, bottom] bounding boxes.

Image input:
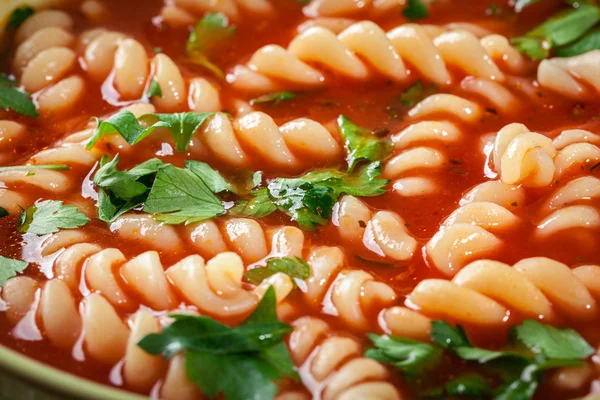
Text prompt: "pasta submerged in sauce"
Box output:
[[0, 0, 599, 399]]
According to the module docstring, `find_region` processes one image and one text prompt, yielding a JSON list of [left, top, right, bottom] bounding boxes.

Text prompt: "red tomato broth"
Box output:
[[0, 0, 599, 398]]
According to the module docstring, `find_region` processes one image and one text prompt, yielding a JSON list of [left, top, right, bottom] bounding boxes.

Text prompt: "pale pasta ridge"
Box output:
[[378, 257, 600, 344], [425, 180, 525, 276], [287, 316, 402, 400], [111, 213, 305, 264], [538, 50, 600, 100], [160, 0, 276, 27], [228, 21, 527, 93]]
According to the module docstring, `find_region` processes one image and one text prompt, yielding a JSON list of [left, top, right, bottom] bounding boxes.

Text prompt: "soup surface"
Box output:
[[0, 0, 600, 399]]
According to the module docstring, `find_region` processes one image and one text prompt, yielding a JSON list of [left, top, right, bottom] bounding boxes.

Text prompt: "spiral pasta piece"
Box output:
[[2, 239, 294, 397], [302, 246, 397, 329], [160, 0, 275, 26], [111, 213, 305, 264], [13, 10, 85, 115], [288, 316, 402, 400], [383, 119, 465, 196], [426, 181, 523, 276], [332, 196, 417, 261], [491, 123, 557, 187], [401, 258, 600, 330], [81, 31, 222, 111], [228, 21, 521, 93], [538, 50, 600, 100], [188, 111, 342, 169]]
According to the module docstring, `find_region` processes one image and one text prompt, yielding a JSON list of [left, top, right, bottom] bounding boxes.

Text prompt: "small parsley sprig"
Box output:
[[367, 319, 593, 399], [138, 287, 298, 400]]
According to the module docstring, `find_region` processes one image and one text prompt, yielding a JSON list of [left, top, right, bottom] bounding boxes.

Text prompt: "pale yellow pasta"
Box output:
[[492, 123, 557, 187], [332, 196, 417, 261], [403, 258, 600, 329], [111, 213, 304, 264], [191, 111, 341, 168], [288, 317, 402, 400], [538, 50, 600, 99], [302, 246, 397, 329], [426, 180, 522, 276], [229, 22, 521, 92], [384, 119, 463, 197], [160, 0, 275, 25]]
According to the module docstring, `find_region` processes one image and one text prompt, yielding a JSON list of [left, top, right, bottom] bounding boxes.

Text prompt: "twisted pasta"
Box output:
[[288, 316, 402, 400], [0, 103, 156, 213], [228, 21, 521, 93], [190, 111, 342, 169], [538, 50, 600, 100], [111, 213, 304, 263], [332, 196, 417, 261], [303, 246, 397, 329], [2, 231, 293, 399], [426, 181, 524, 276], [492, 123, 557, 188], [0, 120, 27, 164], [13, 10, 85, 115], [82, 31, 222, 111], [383, 119, 463, 197], [160, 0, 275, 27]]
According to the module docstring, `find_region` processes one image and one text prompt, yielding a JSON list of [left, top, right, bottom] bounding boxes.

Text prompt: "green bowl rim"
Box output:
[[0, 343, 145, 399]]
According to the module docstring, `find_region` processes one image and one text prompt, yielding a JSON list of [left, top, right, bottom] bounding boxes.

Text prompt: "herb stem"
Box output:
[[0, 164, 70, 172]]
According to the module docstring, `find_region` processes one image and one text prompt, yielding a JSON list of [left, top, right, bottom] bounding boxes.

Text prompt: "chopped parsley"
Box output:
[[146, 78, 163, 98], [512, 3, 600, 59], [87, 109, 214, 152], [185, 13, 236, 78], [138, 287, 298, 400], [18, 200, 89, 235], [245, 257, 310, 284], [0, 74, 37, 117], [0, 256, 28, 287], [250, 92, 296, 105], [7, 7, 34, 29], [403, 0, 429, 21], [232, 162, 388, 230], [367, 319, 593, 400], [0, 207, 8, 218], [338, 115, 392, 171], [400, 80, 438, 106]]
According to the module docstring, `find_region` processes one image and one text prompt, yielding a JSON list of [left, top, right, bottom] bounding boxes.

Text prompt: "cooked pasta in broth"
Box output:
[[0, 0, 600, 399]]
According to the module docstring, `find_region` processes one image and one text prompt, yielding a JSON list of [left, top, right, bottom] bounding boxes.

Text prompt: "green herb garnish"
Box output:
[[146, 78, 163, 98], [18, 200, 89, 235], [0, 256, 28, 287], [338, 115, 392, 172], [138, 287, 298, 400], [0, 74, 37, 117], [250, 92, 296, 105], [7, 7, 34, 29], [0, 164, 69, 172], [185, 13, 236, 78], [245, 257, 310, 284], [403, 0, 428, 20]]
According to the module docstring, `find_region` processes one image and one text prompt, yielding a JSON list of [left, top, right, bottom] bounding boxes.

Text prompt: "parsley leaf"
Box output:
[[185, 160, 232, 194], [245, 256, 310, 284], [403, 0, 428, 21], [400, 80, 438, 106], [7, 7, 34, 29], [87, 109, 214, 152], [18, 200, 89, 235], [186, 13, 236, 78], [555, 28, 600, 56], [338, 115, 392, 172], [512, 5, 600, 59], [365, 334, 442, 376], [0, 256, 28, 287], [514, 319, 594, 360], [430, 320, 472, 349], [0, 77, 37, 117], [0, 207, 8, 218], [445, 374, 492, 397], [143, 164, 225, 224], [233, 162, 388, 230], [0, 164, 69, 172], [93, 155, 164, 222], [250, 92, 296, 105], [229, 188, 278, 218], [146, 78, 163, 98], [138, 287, 297, 400]]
